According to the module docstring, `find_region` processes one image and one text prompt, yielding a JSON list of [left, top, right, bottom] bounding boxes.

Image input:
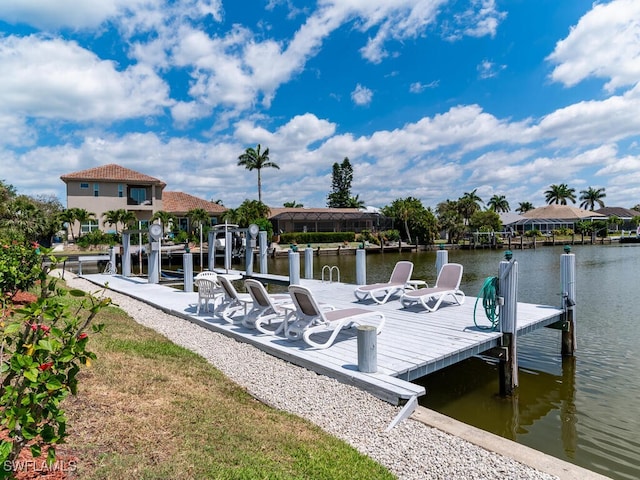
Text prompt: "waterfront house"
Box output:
[[60, 164, 225, 238]]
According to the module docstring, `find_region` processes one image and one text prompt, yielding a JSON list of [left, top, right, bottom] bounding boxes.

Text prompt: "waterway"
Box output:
[[266, 244, 640, 480]]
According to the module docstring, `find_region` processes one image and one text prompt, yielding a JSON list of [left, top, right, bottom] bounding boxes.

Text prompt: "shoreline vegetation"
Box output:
[[55, 231, 636, 261]]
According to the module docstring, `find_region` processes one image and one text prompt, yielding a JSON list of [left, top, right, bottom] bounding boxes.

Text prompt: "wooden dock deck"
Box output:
[[80, 273, 564, 406]]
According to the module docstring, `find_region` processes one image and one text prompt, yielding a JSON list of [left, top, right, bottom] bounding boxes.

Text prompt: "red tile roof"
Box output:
[[60, 163, 166, 187], [163, 191, 226, 215]]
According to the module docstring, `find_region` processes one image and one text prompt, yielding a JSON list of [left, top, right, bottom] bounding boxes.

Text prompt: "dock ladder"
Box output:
[[321, 265, 340, 283]]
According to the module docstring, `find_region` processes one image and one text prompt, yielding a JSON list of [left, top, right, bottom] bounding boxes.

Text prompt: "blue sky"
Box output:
[[1, 0, 639, 211]]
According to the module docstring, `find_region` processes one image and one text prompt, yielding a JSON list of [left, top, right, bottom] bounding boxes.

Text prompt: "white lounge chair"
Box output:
[[195, 277, 223, 315], [354, 260, 414, 304], [242, 279, 291, 335], [400, 263, 465, 312], [288, 285, 385, 349], [214, 275, 252, 323]]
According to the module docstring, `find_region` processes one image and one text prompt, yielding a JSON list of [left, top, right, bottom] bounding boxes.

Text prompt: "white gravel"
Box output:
[[60, 271, 558, 480]]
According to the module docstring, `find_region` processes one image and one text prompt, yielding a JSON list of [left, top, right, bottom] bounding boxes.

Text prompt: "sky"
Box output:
[[1, 0, 640, 211]]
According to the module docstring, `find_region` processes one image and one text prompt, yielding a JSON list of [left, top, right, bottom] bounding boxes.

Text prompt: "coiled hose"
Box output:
[[473, 276, 500, 330]]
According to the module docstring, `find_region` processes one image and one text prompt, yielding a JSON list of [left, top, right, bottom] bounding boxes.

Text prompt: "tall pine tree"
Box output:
[[327, 157, 353, 208]]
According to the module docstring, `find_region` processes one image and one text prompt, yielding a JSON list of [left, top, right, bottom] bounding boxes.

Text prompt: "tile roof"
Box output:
[[522, 204, 605, 220], [163, 191, 226, 215], [60, 163, 166, 187], [594, 207, 640, 218]]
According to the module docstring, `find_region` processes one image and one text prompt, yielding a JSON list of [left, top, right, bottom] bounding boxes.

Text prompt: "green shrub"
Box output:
[[279, 231, 355, 244]]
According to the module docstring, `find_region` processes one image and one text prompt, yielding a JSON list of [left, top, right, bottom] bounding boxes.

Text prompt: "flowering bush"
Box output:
[[0, 242, 41, 308], [0, 242, 107, 478]]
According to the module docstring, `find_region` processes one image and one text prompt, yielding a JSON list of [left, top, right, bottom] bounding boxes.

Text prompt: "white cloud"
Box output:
[[351, 84, 373, 106], [0, 0, 223, 30], [547, 0, 640, 92], [477, 59, 505, 79], [0, 35, 173, 122], [409, 80, 439, 93]]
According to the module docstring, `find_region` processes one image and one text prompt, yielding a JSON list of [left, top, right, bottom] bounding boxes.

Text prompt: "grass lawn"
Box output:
[[62, 296, 395, 479]]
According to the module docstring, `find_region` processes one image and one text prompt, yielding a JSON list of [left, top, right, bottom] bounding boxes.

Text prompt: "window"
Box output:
[[80, 219, 99, 234], [93, 183, 99, 197], [118, 184, 124, 198], [80, 183, 89, 189], [129, 187, 147, 205]]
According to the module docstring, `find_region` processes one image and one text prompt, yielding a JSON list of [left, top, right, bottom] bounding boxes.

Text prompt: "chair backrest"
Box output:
[[435, 263, 463, 290], [218, 275, 238, 300], [195, 271, 218, 283], [195, 278, 218, 296], [288, 285, 322, 318], [245, 279, 273, 308], [389, 261, 414, 284]]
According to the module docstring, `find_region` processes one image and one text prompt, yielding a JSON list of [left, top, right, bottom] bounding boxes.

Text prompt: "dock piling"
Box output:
[[183, 252, 193, 292], [435, 247, 448, 275], [561, 246, 577, 355], [304, 247, 314, 279], [356, 249, 366, 285], [498, 251, 518, 396], [288, 250, 300, 285], [357, 325, 377, 373]]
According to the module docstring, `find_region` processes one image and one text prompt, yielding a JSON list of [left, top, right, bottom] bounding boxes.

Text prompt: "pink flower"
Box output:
[[30, 323, 38, 331], [78, 333, 88, 340], [39, 325, 50, 333]]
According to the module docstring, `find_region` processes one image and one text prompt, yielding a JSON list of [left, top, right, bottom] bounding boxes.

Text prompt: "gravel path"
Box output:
[[61, 271, 557, 480]]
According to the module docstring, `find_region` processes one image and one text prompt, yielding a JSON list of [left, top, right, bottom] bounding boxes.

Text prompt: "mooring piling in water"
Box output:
[[560, 246, 577, 355], [498, 250, 518, 396]]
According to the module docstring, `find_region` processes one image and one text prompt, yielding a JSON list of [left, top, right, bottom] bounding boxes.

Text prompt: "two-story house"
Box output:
[[60, 164, 225, 237]]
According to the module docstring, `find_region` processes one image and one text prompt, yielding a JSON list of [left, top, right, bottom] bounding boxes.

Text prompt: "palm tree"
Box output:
[[102, 209, 129, 234], [515, 202, 534, 214], [346, 194, 365, 209], [237, 144, 280, 202], [579, 187, 606, 210], [487, 195, 510, 213], [72, 208, 96, 239], [58, 209, 77, 242], [544, 184, 576, 205], [458, 189, 483, 225]]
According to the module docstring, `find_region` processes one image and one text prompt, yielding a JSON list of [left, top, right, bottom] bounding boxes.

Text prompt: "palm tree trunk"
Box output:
[[258, 169, 262, 203]]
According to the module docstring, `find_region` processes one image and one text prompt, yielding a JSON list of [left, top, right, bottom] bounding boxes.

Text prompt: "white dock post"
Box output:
[[207, 231, 215, 271], [122, 232, 131, 277], [224, 230, 232, 272], [183, 252, 194, 293], [259, 231, 268, 273], [435, 246, 448, 275], [289, 250, 300, 285], [109, 246, 117, 275], [304, 247, 314, 279], [561, 246, 577, 355], [498, 250, 518, 395], [357, 325, 377, 373], [148, 242, 160, 284], [356, 249, 366, 285]]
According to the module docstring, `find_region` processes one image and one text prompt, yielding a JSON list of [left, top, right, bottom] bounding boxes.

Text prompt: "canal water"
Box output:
[[266, 245, 640, 480]]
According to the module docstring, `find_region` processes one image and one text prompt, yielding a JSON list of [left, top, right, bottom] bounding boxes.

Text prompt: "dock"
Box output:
[[79, 272, 564, 407]]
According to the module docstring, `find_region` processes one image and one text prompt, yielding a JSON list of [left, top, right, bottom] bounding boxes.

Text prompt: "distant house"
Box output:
[[502, 205, 605, 234], [60, 164, 225, 237], [594, 207, 640, 231], [268, 207, 384, 234], [163, 191, 226, 233]]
